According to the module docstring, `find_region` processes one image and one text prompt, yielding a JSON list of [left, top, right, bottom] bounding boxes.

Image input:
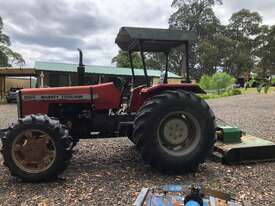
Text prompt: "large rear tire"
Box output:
[[1, 115, 73, 182], [133, 90, 216, 174]]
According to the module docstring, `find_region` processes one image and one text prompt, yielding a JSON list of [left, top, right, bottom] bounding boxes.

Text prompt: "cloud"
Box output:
[[0, 0, 172, 66], [214, 0, 275, 25], [0, 0, 275, 67], [10, 28, 83, 49]]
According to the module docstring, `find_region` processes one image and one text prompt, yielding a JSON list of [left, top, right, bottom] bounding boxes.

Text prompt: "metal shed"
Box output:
[[34, 61, 181, 87], [0, 67, 36, 99]]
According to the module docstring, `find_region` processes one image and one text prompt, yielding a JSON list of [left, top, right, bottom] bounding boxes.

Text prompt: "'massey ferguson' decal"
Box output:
[[22, 93, 98, 101]]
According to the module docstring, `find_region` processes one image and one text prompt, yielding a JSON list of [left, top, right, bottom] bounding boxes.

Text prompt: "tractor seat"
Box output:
[[110, 77, 126, 90]]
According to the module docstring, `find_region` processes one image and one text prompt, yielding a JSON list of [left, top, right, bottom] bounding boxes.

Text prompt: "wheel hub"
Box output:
[[157, 111, 201, 157], [163, 118, 188, 145], [12, 130, 56, 173], [18, 135, 51, 162]]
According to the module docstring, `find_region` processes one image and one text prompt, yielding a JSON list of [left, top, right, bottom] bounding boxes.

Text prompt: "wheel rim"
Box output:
[[11, 129, 56, 174], [157, 111, 201, 157]]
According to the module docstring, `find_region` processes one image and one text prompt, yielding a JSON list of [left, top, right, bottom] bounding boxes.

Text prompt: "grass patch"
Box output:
[[240, 86, 275, 94], [200, 88, 242, 100], [200, 92, 237, 100], [201, 86, 275, 100]]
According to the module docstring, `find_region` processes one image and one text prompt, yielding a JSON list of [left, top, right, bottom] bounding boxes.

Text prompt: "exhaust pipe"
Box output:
[[77, 48, 85, 86]]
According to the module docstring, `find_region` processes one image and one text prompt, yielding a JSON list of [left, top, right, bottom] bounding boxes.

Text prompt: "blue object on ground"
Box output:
[[185, 200, 201, 206]]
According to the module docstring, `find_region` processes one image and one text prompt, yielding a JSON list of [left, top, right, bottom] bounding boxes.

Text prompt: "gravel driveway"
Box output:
[[0, 93, 275, 206]]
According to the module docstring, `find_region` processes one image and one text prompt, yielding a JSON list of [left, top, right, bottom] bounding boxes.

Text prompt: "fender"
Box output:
[[141, 84, 206, 96], [129, 84, 205, 112]]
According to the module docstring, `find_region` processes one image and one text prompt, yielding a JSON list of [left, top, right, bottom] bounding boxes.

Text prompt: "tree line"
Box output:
[[113, 0, 275, 80], [0, 17, 25, 67]]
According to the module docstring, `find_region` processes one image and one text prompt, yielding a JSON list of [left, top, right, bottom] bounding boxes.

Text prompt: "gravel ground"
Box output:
[[0, 93, 275, 206]]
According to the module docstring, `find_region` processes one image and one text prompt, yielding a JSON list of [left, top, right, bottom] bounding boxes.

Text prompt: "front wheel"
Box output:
[[1, 115, 73, 182], [133, 90, 216, 174]]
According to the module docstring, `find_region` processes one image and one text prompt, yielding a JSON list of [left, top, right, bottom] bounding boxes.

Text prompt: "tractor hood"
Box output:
[[21, 86, 93, 101], [19, 83, 122, 117]]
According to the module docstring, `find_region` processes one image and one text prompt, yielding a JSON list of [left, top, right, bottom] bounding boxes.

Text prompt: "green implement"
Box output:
[[212, 126, 275, 164]]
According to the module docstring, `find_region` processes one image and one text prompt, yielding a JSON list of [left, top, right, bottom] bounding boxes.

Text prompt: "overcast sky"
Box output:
[[1, 0, 275, 67]]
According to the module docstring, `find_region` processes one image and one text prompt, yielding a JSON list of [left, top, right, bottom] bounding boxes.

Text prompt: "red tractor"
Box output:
[[0, 27, 216, 182]]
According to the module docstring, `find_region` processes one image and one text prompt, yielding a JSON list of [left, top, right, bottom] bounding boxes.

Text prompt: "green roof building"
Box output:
[[34, 61, 182, 87]]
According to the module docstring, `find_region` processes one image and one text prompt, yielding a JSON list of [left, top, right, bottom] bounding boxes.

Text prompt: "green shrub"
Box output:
[[264, 84, 270, 94], [226, 88, 242, 96], [199, 75, 212, 90], [199, 72, 239, 99], [245, 79, 254, 89], [199, 72, 235, 93], [200, 94, 211, 99], [244, 82, 250, 90], [233, 89, 242, 95], [257, 84, 263, 93], [211, 72, 235, 93]]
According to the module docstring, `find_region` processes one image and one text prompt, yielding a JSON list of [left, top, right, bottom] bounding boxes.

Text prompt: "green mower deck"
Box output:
[[212, 126, 275, 164]]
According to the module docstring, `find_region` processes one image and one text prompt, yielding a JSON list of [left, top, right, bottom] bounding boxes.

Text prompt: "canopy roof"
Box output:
[[0, 67, 36, 77], [115, 27, 196, 52]]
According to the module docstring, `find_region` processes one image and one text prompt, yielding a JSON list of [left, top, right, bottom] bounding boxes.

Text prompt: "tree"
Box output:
[[197, 40, 220, 75], [145, 50, 185, 75], [112, 50, 143, 69], [0, 17, 25, 67], [112, 50, 171, 72], [209, 32, 236, 74], [228, 9, 262, 39], [226, 9, 262, 77], [167, 4, 268, 79], [167, 0, 223, 78], [146, 0, 223, 78], [112, 5, 274, 80], [169, 0, 222, 39], [255, 25, 275, 77]]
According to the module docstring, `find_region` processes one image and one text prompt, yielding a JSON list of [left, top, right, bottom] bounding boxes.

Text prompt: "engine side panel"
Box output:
[[21, 86, 92, 116], [20, 82, 122, 116], [92, 83, 122, 110]]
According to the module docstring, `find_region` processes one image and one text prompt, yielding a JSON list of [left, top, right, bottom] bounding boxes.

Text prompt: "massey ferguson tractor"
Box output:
[[0, 27, 217, 182]]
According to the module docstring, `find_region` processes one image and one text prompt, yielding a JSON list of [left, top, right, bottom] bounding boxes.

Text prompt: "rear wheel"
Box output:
[[133, 90, 216, 173], [1, 115, 73, 182], [157, 111, 201, 157]]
